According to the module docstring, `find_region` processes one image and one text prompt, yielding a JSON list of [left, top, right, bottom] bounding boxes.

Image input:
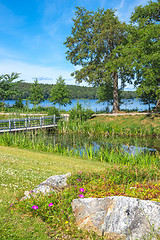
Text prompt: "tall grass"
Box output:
[[58, 119, 159, 137], [0, 130, 159, 168]]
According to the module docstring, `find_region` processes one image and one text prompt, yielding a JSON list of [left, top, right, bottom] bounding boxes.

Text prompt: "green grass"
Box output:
[[0, 146, 107, 239], [0, 146, 160, 239], [88, 114, 160, 137]]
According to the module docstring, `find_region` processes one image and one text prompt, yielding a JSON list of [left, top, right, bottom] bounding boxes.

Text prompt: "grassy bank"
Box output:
[[88, 113, 160, 137], [0, 146, 160, 239]]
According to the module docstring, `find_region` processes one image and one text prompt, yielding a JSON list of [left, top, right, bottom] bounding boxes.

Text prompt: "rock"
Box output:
[[22, 172, 71, 200], [72, 196, 160, 240]]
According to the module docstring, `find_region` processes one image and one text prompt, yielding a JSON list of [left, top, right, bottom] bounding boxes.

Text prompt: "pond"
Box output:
[[52, 131, 159, 156]]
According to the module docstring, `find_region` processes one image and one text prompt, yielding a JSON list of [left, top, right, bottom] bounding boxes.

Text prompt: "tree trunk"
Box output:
[[156, 99, 160, 110], [112, 72, 119, 113]]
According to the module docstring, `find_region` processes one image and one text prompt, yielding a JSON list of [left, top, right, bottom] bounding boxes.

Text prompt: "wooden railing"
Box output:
[[0, 115, 60, 133]]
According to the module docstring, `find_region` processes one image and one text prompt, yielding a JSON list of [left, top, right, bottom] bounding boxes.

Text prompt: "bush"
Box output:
[[69, 102, 94, 122], [47, 106, 60, 117]]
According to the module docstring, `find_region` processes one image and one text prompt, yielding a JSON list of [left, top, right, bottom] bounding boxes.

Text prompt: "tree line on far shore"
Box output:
[[8, 80, 137, 100]]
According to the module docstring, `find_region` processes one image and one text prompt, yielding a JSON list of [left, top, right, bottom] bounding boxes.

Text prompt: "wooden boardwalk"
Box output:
[[0, 115, 59, 133]]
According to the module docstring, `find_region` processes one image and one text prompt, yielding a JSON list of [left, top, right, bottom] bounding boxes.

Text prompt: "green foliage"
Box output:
[[69, 102, 94, 122], [137, 83, 157, 110], [13, 98, 24, 109], [8, 81, 137, 101], [29, 78, 44, 108], [0, 72, 22, 110], [49, 76, 71, 109], [97, 81, 113, 105], [120, 0, 160, 105], [47, 106, 60, 117]]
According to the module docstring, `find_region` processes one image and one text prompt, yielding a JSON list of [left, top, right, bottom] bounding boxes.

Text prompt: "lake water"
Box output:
[[4, 99, 155, 112]]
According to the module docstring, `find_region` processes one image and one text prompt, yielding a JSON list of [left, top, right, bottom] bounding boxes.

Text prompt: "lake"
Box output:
[[4, 99, 155, 112]]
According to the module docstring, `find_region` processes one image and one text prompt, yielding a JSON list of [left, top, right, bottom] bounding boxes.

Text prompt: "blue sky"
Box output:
[[0, 0, 151, 88]]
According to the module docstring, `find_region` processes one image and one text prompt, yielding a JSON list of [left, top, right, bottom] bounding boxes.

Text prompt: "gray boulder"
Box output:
[[72, 196, 160, 240], [22, 172, 71, 200]]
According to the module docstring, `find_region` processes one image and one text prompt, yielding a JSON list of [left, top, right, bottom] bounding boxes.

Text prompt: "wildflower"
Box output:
[[79, 188, 84, 192], [65, 221, 68, 224], [10, 203, 13, 207], [48, 203, 53, 207], [32, 205, 38, 210], [78, 171, 82, 173], [79, 194, 85, 198], [77, 179, 81, 181]]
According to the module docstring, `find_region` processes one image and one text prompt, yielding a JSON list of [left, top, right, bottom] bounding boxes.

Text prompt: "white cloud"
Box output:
[[0, 59, 76, 84]]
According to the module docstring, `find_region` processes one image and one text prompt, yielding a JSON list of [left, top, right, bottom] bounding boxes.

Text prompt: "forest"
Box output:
[[10, 82, 137, 100]]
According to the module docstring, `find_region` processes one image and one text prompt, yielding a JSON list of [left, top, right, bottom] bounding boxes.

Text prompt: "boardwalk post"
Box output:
[[53, 115, 55, 125], [40, 117, 42, 127], [28, 117, 30, 127], [14, 118, 16, 129], [25, 118, 27, 129], [9, 120, 11, 132]]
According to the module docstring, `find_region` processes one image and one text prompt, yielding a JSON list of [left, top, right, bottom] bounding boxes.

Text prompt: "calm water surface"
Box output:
[[5, 99, 155, 112]]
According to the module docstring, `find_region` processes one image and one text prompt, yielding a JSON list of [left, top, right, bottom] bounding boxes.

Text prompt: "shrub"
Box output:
[[69, 102, 94, 122]]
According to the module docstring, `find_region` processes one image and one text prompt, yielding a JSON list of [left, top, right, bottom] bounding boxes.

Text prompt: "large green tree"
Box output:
[[0, 72, 22, 111], [49, 76, 71, 109], [29, 78, 44, 108], [120, 0, 160, 108], [64, 7, 134, 112]]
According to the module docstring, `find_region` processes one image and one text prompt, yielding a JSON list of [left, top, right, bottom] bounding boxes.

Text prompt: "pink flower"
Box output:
[[32, 205, 38, 210], [10, 203, 13, 207], [77, 179, 81, 181], [48, 203, 53, 207], [78, 171, 82, 173], [79, 188, 85, 192], [79, 194, 85, 198]]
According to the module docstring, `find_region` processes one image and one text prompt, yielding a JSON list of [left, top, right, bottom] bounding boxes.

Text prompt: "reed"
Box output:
[[0, 130, 159, 169]]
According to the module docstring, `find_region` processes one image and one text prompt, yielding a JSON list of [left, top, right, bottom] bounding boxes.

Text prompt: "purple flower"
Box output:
[[10, 203, 13, 207], [79, 194, 85, 198], [48, 203, 53, 207], [32, 205, 38, 210], [78, 171, 82, 174], [79, 188, 85, 192], [77, 179, 81, 181]]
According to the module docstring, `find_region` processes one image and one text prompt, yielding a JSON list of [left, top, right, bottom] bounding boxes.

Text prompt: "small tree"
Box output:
[[136, 83, 157, 111], [49, 76, 71, 109], [97, 81, 113, 111], [0, 72, 22, 111], [29, 78, 44, 108]]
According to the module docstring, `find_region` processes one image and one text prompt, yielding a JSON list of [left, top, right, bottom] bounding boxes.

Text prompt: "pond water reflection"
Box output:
[[53, 132, 159, 156]]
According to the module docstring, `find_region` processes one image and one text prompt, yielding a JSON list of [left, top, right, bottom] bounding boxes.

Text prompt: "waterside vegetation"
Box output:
[[0, 145, 160, 239]]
